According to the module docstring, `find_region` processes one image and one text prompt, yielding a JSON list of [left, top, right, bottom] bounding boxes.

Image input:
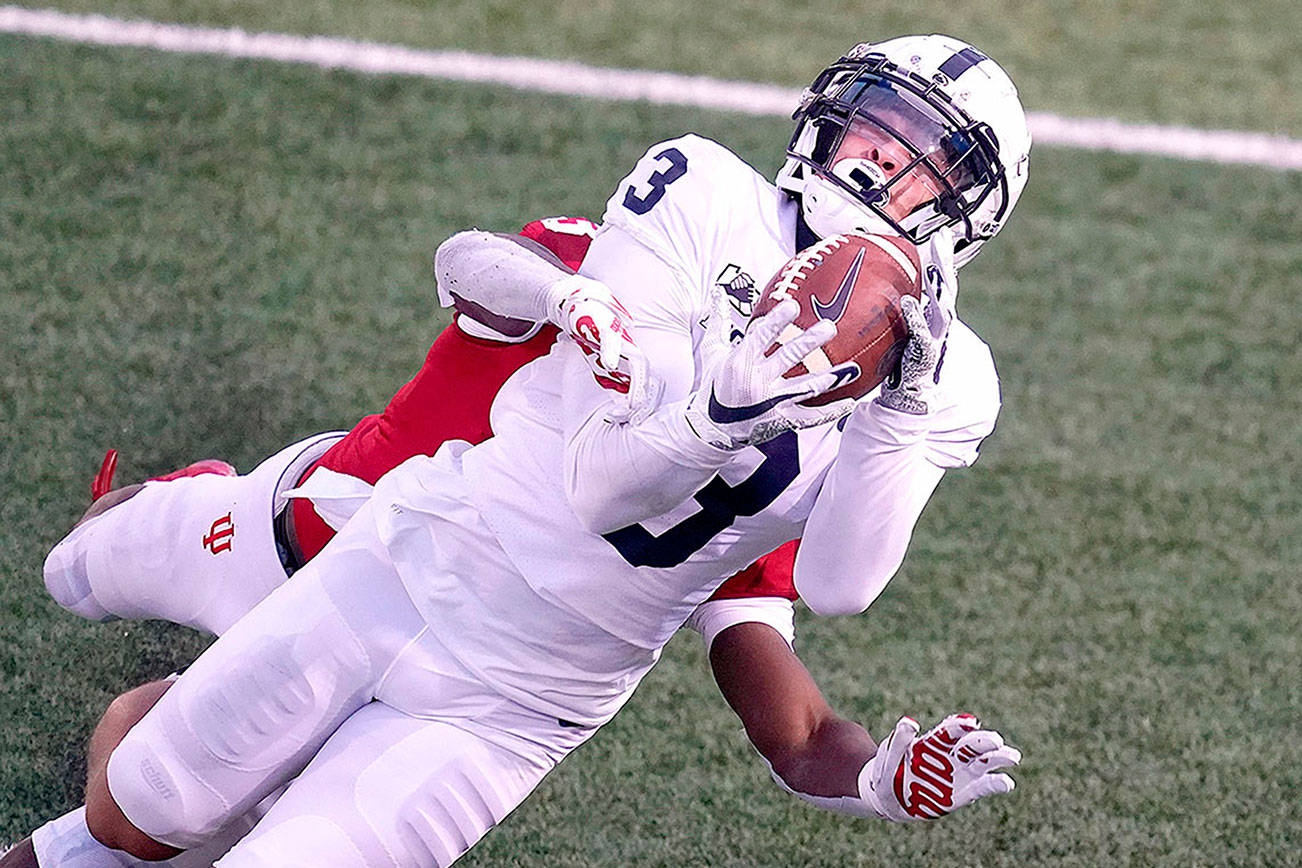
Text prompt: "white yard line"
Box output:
[[4, 5, 1302, 171]]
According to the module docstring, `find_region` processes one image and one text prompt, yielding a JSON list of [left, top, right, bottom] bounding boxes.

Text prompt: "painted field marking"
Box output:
[[3, 6, 1302, 171]]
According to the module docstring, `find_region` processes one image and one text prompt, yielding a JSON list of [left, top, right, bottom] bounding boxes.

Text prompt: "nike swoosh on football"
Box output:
[[708, 388, 809, 424], [811, 247, 866, 322]]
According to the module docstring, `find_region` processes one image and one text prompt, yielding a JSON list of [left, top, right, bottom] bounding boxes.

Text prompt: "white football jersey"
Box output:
[[374, 135, 999, 722], [463, 137, 834, 637]]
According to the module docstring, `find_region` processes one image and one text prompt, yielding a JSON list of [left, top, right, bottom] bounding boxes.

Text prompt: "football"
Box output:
[[752, 232, 923, 405]]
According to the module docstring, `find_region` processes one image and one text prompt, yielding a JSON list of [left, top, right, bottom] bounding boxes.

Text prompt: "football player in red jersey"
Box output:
[[8, 216, 1012, 868]]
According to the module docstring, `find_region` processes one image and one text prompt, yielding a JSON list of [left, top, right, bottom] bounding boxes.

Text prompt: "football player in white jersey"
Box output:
[[10, 220, 809, 868], [57, 35, 1030, 868]]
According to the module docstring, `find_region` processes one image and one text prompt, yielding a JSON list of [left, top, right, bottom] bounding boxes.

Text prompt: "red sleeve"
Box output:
[[708, 539, 799, 602], [293, 217, 597, 559], [517, 217, 598, 272], [312, 324, 560, 486]]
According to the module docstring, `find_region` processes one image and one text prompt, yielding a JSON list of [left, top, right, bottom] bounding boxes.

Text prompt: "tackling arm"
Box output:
[[705, 615, 1021, 821], [434, 229, 576, 324], [434, 223, 738, 533], [709, 622, 875, 800], [435, 228, 650, 400]]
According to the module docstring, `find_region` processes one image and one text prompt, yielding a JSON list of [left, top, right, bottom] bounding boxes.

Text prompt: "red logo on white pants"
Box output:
[[203, 513, 235, 555]]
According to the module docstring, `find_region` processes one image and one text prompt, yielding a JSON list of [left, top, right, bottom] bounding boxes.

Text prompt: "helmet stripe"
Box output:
[[938, 47, 986, 81]]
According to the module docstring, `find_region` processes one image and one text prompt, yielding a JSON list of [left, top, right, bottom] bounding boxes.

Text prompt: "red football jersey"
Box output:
[[291, 217, 798, 601]]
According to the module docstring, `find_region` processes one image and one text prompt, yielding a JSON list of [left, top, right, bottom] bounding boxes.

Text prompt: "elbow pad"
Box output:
[[434, 230, 568, 323]]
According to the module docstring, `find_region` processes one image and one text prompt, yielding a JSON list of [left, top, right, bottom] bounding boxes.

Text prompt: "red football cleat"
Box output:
[[91, 449, 120, 501], [90, 449, 237, 501]]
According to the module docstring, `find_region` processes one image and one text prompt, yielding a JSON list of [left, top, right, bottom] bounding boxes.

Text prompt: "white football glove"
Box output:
[[860, 713, 1021, 822], [684, 299, 855, 450], [548, 275, 656, 418], [876, 291, 947, 415], [877, 233, 958, 415]]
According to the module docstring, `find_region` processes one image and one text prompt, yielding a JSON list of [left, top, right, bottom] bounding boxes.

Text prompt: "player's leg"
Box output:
[[210, 566, 599, 868], [23, 679, 276, 868], [212, 699, 582, 867], [43, 433, 342, 634], [0, 840, 36, 868], [85, 503, 428, 859]]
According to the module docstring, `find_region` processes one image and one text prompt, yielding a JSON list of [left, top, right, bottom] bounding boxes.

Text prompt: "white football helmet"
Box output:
[[777, 34, 1031, 267]]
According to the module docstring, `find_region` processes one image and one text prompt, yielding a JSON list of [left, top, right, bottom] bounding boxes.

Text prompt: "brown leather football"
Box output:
[[752, 232, 923, 405]]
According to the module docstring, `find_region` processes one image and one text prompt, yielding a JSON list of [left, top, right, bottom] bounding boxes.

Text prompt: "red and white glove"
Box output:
[[548, 275, 655, 418], [860, 713, 1021, 821]]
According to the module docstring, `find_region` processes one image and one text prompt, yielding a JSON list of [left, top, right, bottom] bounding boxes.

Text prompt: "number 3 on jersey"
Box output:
[[622, 147, 688, 215], [603, 432, 799, 568]]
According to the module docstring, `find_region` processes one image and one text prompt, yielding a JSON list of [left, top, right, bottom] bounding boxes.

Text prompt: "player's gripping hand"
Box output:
[[860, 713, 1021, 822], [876, 289, 947, 415], [548, 275, 655, 416], [685, 299, 855, 450]]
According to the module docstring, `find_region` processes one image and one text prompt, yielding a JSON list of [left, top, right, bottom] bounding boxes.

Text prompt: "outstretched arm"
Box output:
[[709, 621, 875, 798], [796, 318, 1001, 616], [705, 615, 1020, 821]]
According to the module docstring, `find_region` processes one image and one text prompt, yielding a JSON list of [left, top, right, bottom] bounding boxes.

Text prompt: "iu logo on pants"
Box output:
[[203, 513, 235, 555]]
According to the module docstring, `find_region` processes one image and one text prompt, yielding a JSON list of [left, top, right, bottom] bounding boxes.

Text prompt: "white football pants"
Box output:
[[105, 498, 592, 867], [42, 433, 343, 634]]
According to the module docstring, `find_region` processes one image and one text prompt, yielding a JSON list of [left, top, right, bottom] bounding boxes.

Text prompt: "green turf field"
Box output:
[[32, 0, 1302, 136], [2, 5, 1300, 866]]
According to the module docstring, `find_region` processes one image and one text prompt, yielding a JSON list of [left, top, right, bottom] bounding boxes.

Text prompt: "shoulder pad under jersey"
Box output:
[[601, 135, 777, 270]]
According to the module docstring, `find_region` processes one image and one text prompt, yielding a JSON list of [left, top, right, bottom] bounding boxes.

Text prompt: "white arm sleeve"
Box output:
[[796, 403, 947, 615], [683, 597, 796, 652], [796, 324, 1000, 615], [561, 225, 734, 533]]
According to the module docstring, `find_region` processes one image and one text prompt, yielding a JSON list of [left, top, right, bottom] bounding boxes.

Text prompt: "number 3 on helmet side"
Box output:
[[622, 147, 688, 215]]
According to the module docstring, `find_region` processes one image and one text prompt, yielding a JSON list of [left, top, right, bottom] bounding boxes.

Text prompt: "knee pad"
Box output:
[[106, 576, 373, 849], [43, 523, 114, 621], [181, 630, 370, 771], [217, 708, 550, 868], [355, 722, 542, 868]]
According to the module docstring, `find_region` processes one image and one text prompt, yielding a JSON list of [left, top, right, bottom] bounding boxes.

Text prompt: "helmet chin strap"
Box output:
[[799, 174, 897, 241]]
